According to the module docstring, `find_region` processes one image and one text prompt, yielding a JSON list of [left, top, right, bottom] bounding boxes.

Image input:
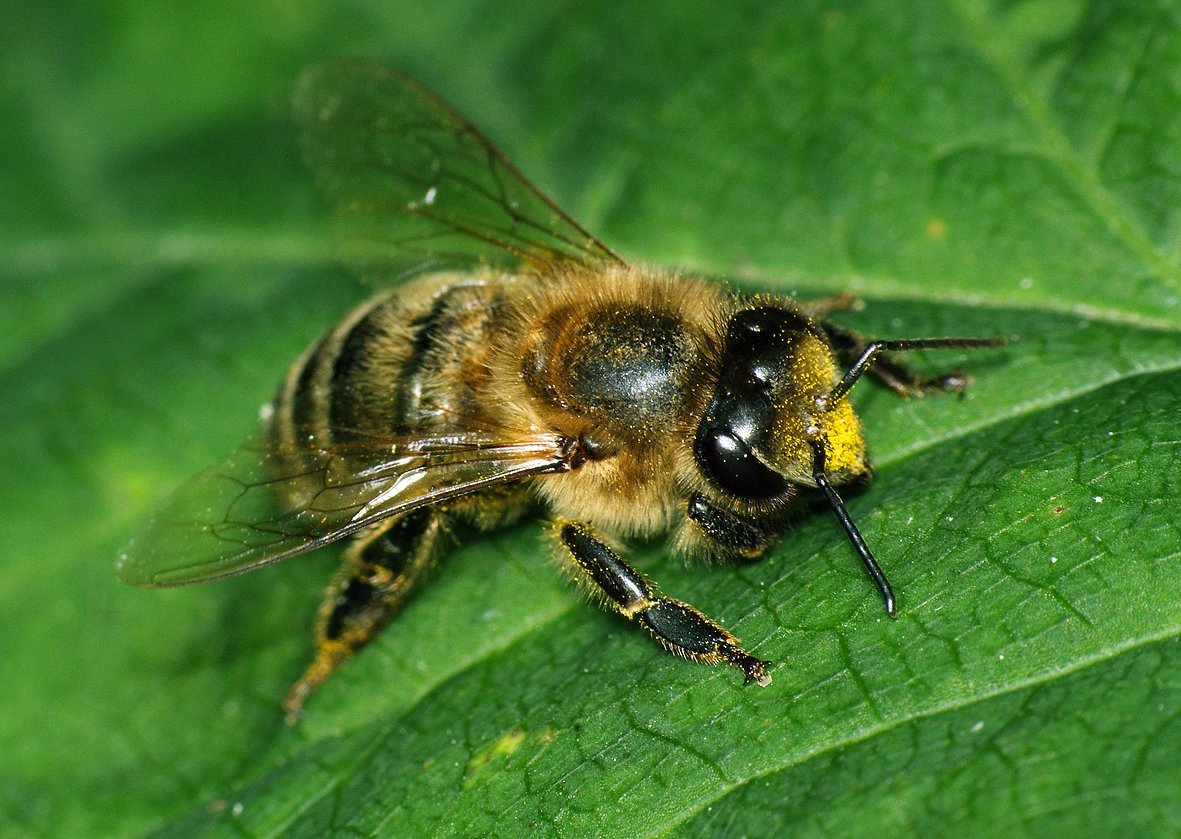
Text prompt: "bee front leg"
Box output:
[[685, 493, 775, 559], [556, 521, 772, 686], [284, 507, 442, 721], [821, 320, 971, 397]]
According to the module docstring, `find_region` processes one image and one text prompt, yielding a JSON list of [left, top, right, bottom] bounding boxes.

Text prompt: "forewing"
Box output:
[[117, 431, 572, 587], [295, 58, 622, 278]]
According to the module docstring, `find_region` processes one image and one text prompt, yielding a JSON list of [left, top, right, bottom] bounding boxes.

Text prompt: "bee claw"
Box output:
[[739, 656, 773, 687]]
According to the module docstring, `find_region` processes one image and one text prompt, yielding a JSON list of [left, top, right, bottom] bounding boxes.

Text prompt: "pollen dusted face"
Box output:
[[765, 329, 869, 488]]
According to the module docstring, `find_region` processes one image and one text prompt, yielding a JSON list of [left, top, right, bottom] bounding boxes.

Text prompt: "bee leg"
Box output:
[[800, 291, 858, 318], [686, 493, 775, 559], [820, 321, 971, 397], [557, 521, 772, 686], [283, 507, 442, 721]]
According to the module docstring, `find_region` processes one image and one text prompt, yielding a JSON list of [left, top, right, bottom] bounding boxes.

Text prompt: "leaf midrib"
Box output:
[[6, 219, 1181, 341]]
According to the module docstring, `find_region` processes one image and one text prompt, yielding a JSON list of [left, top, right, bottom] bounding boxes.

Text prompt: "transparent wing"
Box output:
[[295, 58, 623, 278], [117, 430, 574, 587]]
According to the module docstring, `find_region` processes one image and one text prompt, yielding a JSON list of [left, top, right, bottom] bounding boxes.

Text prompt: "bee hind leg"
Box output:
[[555, 520, 771, 686], [283, 507, 442, 721]]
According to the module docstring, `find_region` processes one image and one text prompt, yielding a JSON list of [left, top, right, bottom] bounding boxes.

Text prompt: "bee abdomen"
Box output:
[[272, 275, 502, 456]]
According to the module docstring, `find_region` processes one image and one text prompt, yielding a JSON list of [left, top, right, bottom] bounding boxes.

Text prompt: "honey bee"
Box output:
[[118, 59, 1004, 718]]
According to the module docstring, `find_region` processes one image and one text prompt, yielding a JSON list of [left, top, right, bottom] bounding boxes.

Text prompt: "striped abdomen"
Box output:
[[269, 273, 507, 471]]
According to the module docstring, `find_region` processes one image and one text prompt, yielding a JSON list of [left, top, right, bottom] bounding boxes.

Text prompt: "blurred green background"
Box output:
[[2, 1, 1180, 836]]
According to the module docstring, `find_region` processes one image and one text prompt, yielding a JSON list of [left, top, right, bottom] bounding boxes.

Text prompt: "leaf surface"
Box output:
[[2, 1, 1179, 837]]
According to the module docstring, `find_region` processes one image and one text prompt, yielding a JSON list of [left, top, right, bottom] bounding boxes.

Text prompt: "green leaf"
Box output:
[[3, 1, 1180, 837]]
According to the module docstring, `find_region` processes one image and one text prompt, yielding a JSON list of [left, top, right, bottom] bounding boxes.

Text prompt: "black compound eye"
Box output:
[[695, 427, 789, 500], [730, 306, 810, 341], [696, 305, 810, 501]]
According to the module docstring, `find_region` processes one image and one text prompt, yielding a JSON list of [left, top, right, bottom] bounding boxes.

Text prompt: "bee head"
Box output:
[[693, 305, 868, 503]]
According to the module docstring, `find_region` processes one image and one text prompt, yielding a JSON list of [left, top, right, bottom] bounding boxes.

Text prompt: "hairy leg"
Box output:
[[284, 507, 442, 719], [555, 520, 771, 686]]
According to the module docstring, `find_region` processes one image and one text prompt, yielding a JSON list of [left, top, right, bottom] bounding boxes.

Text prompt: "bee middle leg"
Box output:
[[821, 320, 971, 397], [283, 507, 442, 720], [556, 521, 771, 686]]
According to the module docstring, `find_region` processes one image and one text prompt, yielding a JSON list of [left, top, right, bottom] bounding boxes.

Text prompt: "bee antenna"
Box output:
[[806, 433, 897, 617], [821, 336, 1006, 407]]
